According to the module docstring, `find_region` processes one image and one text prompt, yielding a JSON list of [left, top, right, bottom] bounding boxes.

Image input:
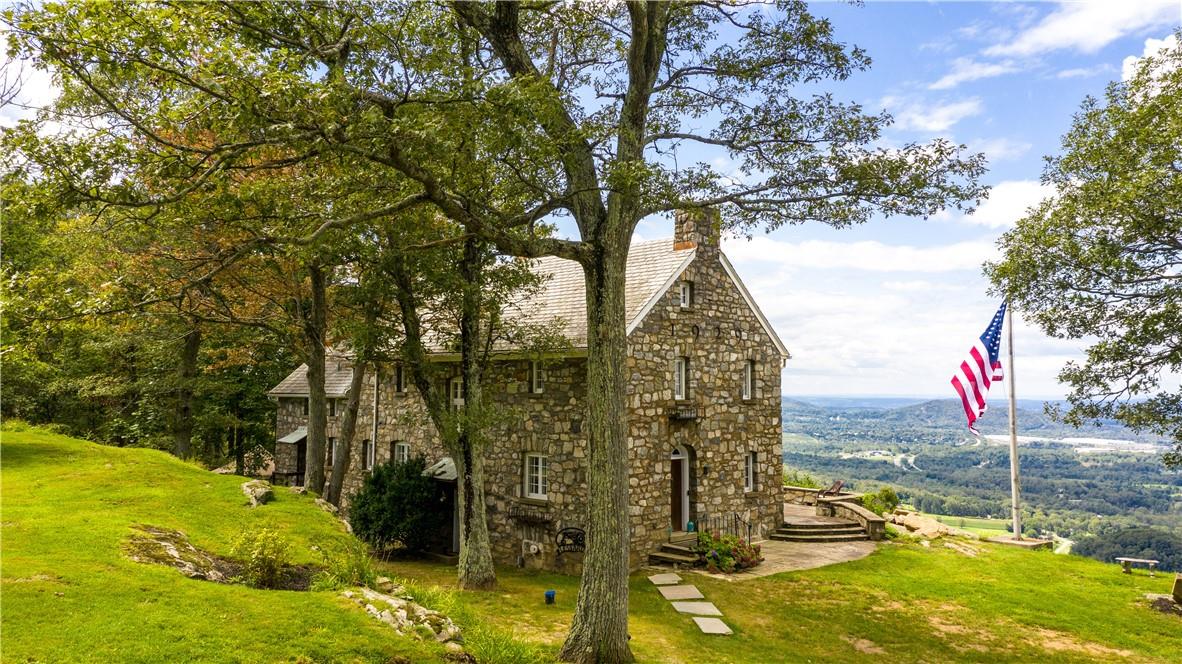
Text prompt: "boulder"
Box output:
[[124, 525, 231, 582], [288, 485, 307, 495], [241, 480, 273, 507], [314, 498, 339, 515]]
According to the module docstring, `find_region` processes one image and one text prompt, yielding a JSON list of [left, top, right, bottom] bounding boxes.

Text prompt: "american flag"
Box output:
[[951, 303, 1006, 434]]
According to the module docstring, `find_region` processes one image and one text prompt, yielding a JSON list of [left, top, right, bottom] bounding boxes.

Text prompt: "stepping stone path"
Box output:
[[647, 573, 732, 635]]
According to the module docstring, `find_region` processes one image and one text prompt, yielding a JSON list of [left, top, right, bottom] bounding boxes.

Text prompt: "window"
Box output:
[[742, 360, 755, 400], [530, 360, 545, 394], [301, 398, 309, 416], [524, 454, 549, 499], [744, 451, 757, 492], [674, 356, 689, 400], [391, 441, 410, 464], [449, 376, 465, 410], [327, 437, 336, 466], [361, 440, 374, 471], [394, 364, 407, 393], [679, 281, 694, 308], [328, 399, 338, 417]]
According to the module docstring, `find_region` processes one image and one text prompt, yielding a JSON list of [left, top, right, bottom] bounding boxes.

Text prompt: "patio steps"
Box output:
[[771, 522, 869, 543], [648, 541, 701, 567]]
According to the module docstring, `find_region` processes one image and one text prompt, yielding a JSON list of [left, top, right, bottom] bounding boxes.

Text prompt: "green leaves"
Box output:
[[986, 31, 1182, 464]]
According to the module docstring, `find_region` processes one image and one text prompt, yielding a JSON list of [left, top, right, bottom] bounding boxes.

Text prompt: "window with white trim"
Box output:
[[744, 451, 757, 492], [530, 360, 545, 394], [391, 441, 410, 464], [524, 454, 549, 499], [679, 281, 694, 308], [394, 364, 407, 393], [449, 376, 465, 410], [674, 356, 689, 400], [361, 439, 374, 471], [742, 360, 755, 400]]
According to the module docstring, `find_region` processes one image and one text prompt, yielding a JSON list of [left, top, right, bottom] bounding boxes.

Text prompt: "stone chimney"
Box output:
[[673, 207, 721, 252]]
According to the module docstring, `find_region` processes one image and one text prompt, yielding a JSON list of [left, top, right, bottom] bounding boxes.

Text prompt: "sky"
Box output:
[[3, 1, 1179, 400], [630, 1, 1181, 400]]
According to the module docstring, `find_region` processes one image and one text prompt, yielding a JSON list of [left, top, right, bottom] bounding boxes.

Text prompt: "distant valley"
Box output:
[[780, 397, 1182, 567]]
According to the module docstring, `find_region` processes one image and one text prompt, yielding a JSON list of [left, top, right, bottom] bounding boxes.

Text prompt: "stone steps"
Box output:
[[773, 520, 869, 543], [770, 532, 870, 543], [648, 541, 702, 566]]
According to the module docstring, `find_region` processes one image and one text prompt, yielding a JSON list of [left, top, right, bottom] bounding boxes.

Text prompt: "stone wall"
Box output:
[[624, 239, 785, 567]]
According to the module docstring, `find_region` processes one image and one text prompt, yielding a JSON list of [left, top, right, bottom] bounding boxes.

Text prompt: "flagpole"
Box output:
[[1005, 304, 1023, 540]]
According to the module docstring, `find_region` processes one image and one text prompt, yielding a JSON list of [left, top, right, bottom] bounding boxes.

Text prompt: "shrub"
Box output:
[[311, 538, 377, 591], [348, 455, 448, 552], [782, 467, 821, 489], [861, 487, 900, 516], [230, 528, 291, 589], [695, 532, 764, 574]]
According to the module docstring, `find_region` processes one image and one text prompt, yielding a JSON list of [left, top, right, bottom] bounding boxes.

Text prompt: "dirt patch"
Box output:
[[841, 636, 886, 655], [123, 524, 317, 591], [1033, 628, 1135, 659]]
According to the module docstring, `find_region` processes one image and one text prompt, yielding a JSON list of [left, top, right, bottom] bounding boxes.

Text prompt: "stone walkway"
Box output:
[[648, 573, 732, 635]]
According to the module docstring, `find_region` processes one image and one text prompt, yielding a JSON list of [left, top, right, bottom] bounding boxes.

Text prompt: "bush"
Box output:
[[230, 528, 291, 589], [861, 486, 900, 516], [348, 455, 449, 552], [311, 538, 377, 591], [695, 532, 764, 574], [782, 467, 821, 489]]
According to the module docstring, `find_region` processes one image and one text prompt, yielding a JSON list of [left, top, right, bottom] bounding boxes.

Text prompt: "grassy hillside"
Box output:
[[0, 426, 448, 663], [4, 427, 1179, 663]]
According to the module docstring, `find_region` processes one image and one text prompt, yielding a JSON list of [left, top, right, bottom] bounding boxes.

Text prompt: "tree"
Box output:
[[5, 3, 985, 660], [986, 34, 1182, 468]]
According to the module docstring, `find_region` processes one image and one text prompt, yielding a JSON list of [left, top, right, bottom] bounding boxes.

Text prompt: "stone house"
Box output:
[[267, 210, 790, 572]]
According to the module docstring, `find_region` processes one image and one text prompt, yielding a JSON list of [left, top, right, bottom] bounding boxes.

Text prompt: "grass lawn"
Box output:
[[0, 426, 449, 663], [4, 427, 1179, 663]]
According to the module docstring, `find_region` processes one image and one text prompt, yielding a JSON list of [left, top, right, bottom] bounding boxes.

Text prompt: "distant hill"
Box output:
[[784, 397, 1155, 442]]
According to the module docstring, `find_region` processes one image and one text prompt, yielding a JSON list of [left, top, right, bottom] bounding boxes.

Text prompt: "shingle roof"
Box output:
[[267, 359, 355, 397], [266, 236, 790, 396], [505, 237, 695, 348]]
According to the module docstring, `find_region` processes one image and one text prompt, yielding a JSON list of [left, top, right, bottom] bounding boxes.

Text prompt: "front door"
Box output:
[[671, 458, 684, 530], [295, 441, 307, 486]]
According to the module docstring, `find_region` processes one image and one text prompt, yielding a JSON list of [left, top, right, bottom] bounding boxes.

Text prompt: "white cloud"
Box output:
[[929, 57, 1020, 90], [1056, 64, 1117, 79], [958, 180, 1052, 228], [985, 2, 1179, 57], [881, 95, 983, 133], [721, 236, 997, 273], [972, 137, 1033, 163], [1122, 33, 1178, 81]]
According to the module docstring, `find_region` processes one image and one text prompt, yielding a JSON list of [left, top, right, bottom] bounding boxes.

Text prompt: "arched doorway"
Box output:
[[670, 445, 691, 531]]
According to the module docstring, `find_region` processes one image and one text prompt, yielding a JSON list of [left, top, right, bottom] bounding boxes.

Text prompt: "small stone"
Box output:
[[658, 585, 704, 600], [693, 617, 733, 635], [288, 485, 307, 495], [444, 642, 465, 654], [647, 573, 682, 585], [671, 601, 722, 616]]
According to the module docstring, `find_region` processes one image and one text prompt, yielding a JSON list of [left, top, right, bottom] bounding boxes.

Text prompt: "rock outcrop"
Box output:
[[241, 480, 274, 507], [341, 583, 465, 650], [124, 525, 233, 582], [888, 510, 975, 539]]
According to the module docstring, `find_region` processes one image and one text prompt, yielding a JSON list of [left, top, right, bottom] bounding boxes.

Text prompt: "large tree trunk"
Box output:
[[455, 236, 496, 590], [173, 324, 201, 459], [326, 361, 366, 506], [303, 263, 329, 494], [560, 231, 634, 664]]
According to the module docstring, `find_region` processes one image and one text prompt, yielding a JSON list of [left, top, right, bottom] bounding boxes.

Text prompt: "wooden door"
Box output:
[[296, 441, 307, 485], [671, 458, 684, 530]]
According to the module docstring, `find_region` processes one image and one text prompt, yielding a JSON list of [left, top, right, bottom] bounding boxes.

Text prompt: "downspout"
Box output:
[[371, 365, 380, 451]]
